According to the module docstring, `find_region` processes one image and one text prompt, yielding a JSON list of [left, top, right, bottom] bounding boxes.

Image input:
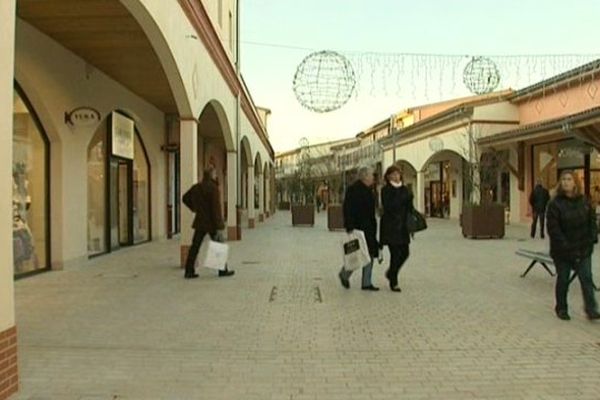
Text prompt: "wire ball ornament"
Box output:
[[463, 56, 501, 95], [293, 50, 356, 113]]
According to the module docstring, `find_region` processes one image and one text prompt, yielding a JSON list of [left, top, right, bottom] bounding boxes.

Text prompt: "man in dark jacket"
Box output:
[[529, 179, 550, 238], [338, 166, 379, 291], [182, 166, 234, 279]]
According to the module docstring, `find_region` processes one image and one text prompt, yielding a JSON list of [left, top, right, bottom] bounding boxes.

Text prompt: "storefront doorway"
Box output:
[[425, 161, 450, 218], [12, 84, 50, 277], [533, 138, 595, 198], [88, 111, 150, 257]]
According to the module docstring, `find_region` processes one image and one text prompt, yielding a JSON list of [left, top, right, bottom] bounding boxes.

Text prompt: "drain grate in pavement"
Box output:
[[95, 273, 138, 279], [313, 286, 323, 303], [269, 286, 278, 302], [242, 261, 261, 265]]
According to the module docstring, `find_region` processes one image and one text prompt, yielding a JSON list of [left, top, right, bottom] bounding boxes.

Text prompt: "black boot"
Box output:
[[218, 269, 235, 277]]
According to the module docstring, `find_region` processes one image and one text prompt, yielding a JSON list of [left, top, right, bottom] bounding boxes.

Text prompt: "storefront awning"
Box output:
[[478, 107, 600, 148]]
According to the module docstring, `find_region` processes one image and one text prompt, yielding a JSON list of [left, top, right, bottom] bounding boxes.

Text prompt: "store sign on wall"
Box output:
[[111, 112, 134, 160], [64, 107, 101, 127]]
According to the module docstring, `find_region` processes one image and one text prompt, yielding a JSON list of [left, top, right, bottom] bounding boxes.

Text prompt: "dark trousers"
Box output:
[[555, 256, 598, 315], [387, 244, 410, 286], [530, 211, 545, 238], [184, 229, 207, 276]]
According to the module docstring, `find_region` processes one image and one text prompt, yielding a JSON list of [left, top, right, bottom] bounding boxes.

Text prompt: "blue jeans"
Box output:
[[340, 259, 373, 288], [555, 256, 598, 315]]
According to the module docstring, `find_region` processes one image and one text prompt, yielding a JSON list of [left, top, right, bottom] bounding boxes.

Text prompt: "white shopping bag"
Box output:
[[342, 230, 371, 271], [196, 234, 229, 271]]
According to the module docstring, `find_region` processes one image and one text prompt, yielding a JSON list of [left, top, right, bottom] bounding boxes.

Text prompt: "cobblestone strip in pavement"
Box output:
[[11, 212, 600, 399]]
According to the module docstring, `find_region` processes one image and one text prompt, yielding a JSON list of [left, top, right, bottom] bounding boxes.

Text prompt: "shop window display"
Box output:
[[13, 88, 49, 275], [87, 114, 151, 255]]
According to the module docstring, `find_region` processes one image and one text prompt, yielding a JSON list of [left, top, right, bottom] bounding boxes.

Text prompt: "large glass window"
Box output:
[[533, 139, 588, 195], [87, 125, 107, 255], [13, 88, 49, 276], [133, 134, 150, 243]]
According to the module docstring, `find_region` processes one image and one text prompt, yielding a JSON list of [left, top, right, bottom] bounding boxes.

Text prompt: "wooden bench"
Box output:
[[516, 248, 599, 290]]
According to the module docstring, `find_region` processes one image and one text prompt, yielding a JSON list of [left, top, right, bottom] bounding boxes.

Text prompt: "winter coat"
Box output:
[[379, 184, 413, 246], [182, 178, 225, 234], [343, 180, 379, 258], [546, 193, 598, 262], [529, 184, 550, 213]]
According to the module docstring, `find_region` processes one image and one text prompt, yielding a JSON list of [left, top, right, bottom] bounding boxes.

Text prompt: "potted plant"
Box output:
[[460, 126, 505, 239], [291, 153, 315, 227], [323, 157, 345, 231], [276, 179, 291, 210]]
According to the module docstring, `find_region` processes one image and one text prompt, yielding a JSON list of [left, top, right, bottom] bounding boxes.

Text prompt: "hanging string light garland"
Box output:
[[253, 40, 600, 112]]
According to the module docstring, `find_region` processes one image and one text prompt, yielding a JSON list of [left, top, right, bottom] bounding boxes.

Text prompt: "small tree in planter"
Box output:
[[460, 125, 505, 239], [320, 155, 345, 231], [291, 151, 315, 226]]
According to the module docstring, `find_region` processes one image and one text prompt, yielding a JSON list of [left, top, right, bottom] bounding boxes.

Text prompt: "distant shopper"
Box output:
[[379, 165, 414, 292], [338, 166, 380, 291], [182, 166, 235, 279], [529, 179, 550, 238], [546, 170, 599, 321]]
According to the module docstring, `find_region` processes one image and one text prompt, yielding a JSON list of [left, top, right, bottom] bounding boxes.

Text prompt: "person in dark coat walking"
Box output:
[[546, 170, 599, 321], [182, 166, 235, 279], [379, 165, 414, 292], [338, 166, 380, 291], [529, 179, 550, 238]]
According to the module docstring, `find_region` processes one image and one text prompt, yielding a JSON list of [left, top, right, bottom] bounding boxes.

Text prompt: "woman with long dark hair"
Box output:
[[546, 170, 600, 320], [379, 165, 414, 292]]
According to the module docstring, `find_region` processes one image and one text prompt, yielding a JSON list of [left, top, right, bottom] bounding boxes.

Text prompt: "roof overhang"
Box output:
[[478, 107, 600, 148]]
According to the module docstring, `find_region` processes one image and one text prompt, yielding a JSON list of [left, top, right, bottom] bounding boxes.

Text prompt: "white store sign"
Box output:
[[111, 112, 134, 159]]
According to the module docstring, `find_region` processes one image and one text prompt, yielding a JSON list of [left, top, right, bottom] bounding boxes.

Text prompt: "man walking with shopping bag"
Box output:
[[182, 166, 235, 279], [338, 166, 380, 291]]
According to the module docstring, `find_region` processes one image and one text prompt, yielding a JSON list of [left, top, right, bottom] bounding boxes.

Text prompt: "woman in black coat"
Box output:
[[380, 165, 413, 292], [338, 166, 380, 291], [546, 170, 599, 321]]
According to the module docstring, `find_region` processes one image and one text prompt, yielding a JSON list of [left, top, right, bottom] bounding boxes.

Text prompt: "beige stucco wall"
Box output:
[[0, 0, 16, 331], [518, 76, 600, 125], [201, 0, 238, 62], [15, 19, 168, 268]]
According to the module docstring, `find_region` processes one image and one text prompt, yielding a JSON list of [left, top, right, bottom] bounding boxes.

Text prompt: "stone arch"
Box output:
[[201, 100, 234, 151], [119, 0, 192, 117], [420, 149, 467, 219], [240, 136, 253, 167]]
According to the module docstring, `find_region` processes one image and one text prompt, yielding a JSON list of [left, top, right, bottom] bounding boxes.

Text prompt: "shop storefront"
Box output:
[[87, 111, 151, 256], [12, 85, 50, 277], [424, 161, 451, 218], [532, 138, 599, 199]]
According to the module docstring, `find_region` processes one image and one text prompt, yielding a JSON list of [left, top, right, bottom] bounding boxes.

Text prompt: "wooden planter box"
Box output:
[[292, 204, 315, 227], [327, 205, 345, 231], [461, 203, 505, 239], [278, 201, 291, 211]]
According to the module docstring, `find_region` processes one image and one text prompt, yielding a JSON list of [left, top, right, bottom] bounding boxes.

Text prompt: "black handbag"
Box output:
[[406, 209, 427, 233]]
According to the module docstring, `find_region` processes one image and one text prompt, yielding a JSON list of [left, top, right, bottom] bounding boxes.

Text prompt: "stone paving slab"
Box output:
[[11, 212, 600, 399]]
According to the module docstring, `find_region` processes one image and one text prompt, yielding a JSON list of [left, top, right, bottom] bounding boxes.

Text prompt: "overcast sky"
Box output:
[[240, 0, 600, 152]]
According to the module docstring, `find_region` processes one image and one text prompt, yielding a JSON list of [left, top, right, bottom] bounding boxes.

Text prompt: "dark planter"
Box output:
[[292, 204, 315, 227], [278, 201, 291, 211], [461, 203, 505, 239], [327, 205, 345, 231]]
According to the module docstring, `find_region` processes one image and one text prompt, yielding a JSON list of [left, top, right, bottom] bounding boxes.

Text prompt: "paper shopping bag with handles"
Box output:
[[342, 230, 371, 271], [196, 234, 229, 271]]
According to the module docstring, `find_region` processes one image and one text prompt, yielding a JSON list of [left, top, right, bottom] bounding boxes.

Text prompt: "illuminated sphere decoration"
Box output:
[[293, 50, 356, 113], [463, 56, 501, 95]]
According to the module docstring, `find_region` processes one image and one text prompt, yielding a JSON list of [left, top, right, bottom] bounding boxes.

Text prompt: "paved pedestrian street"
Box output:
[[13, 212, 600, 400]]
